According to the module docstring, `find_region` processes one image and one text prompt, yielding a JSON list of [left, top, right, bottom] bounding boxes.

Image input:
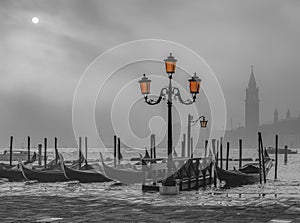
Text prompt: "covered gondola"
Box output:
[[100, 153, 143, 184], [20, 162, 68, 182], [59, 153, 111, 183], [216, 151, 273, 186], [0, 152, 37, 182]]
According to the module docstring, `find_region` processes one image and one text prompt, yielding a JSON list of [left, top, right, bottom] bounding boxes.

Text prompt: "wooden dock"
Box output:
[[141, 157, 214, 192]]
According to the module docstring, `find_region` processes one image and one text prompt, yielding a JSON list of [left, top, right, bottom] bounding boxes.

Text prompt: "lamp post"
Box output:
[[138, 53, 202, 187], [187, 115, 208, 157]]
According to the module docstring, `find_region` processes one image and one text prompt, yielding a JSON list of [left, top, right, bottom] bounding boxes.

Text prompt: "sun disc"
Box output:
[[32, 17, 39, 24]]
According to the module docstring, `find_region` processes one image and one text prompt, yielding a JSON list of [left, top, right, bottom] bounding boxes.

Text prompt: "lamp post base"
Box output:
[[159, 185, 179, 195]]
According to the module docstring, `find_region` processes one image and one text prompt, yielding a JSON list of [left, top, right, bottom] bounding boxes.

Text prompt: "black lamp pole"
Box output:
[[139, 53, 201, 186], [166, 77, 174, 185]]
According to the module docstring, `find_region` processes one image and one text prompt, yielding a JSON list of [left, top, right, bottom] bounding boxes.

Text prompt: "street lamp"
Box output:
[[187, 115, 208, 157], [164, 53, 177, 75], [138, 53, 202, 187], [199, 116, 208, 128], [193, 116, 208, 128], [138, 74, 151, 95]]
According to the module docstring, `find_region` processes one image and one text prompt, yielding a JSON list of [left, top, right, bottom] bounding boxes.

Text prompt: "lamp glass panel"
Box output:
[[165, 62, 176, 73], [140, 82, 150, 95]]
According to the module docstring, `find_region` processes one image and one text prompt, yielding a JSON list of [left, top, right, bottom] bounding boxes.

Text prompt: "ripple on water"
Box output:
[[1, 176, 300, 207]]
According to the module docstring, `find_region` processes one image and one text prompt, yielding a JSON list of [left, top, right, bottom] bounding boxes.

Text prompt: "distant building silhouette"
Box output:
[[245, 65, 259, 133], [274, 108, 278, 124], [286, 108, 291, 119], [225, 66, 300, 148]]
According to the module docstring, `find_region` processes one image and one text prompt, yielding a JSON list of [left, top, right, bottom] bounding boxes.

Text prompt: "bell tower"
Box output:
[[245, 65, 259, 132], [274, 108, 278, 124], [286, 109, 291, 119]]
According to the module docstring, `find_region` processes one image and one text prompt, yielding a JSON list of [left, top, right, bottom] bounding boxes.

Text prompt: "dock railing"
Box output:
[[141, 156, 213, 191]]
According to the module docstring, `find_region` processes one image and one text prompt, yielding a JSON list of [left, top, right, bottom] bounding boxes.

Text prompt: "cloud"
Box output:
[[0, 0, 299, 146]]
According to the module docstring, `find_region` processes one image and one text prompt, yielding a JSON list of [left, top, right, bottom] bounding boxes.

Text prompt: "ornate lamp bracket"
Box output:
[[144, 87, 169, 105], [172, 87, 195, 105]]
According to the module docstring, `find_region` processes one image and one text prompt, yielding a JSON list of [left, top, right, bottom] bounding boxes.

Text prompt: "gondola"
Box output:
[[100, 153, 212, 185], [0, 168, 25, 182], [19, 162, 68, 182], [266, 146, 297, 154], [100, 153, 144, 184], [59, 153, 111, 183], [0, 152, 37, 182], [216, 150, 273, 186]]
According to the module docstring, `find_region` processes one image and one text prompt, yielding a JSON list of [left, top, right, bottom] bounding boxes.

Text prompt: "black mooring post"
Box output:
[[239, 139, 242, 169], [150, 134, 155, 159], [204, 140, 208, 157], [85, 137, 88, 169], [153, 134, 156, 160], [259, 134, 266, 184], [38, 144, 42, 166], [78, 137, 82, 170], [216, 140, 219, 167], [117, 137, 121, 165], [181, 134, 186, 157], [9, 136, 13, 167], [27, 136, 30, 162], [220, 137, 223, 169], [258, 133, 262, 184], [44, 138, 47, 169], [214, 149, 218, 188], [226, 142, 230, 170], [209, 162, 213, 185], [275, 135, 278, 180], [114, 135, 117, 168], [261, 143, 266, 184], [284, 145, 288, 165], [191, 137, 194, 158], [55, 137, 58, 164], [202, 170, 206, 188], [213, 139, 218, 187]]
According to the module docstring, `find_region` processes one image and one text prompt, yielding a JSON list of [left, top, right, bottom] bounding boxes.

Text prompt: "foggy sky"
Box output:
[[0, 0, 300, 147]]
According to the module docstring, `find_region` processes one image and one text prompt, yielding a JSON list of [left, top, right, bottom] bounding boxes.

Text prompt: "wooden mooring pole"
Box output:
[[9, 136, 13, 167], [274, 134, 278, 180], [117, 137, 121, 164], [212, 139, 217, 187], [78, 137, 82, 170], [216, 140, 219, 167], [85, 137, 88, 168], [191, 138, 194, 158], [181, 134, 186, 157], [150, 135, 153, 159], [258, 133, 262, 184], [38, 144, 42, 166], [54, 137, 58, 164], [44, 138, 47, 169], [153, 134, 156, 160], [187, 114, 192, 157], [226, 142, 230, 170], [202, 169, 207, 188], [284, 145, 288, 165], [239, 139, 242, 168], [27, 136, 30, 162], [114, 135, 117, 167], [259, 133, 266, 184], [204, 140, 208, 157], [150, 134, 156, 160], [220, 137, 223, 169]]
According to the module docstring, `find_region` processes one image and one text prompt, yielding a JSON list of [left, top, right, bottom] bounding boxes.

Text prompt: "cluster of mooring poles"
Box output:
[[7, 136, 90, 170]]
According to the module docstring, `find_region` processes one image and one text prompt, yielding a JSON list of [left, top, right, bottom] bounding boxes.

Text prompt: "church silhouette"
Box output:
[[224, 66, 300, 148]]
